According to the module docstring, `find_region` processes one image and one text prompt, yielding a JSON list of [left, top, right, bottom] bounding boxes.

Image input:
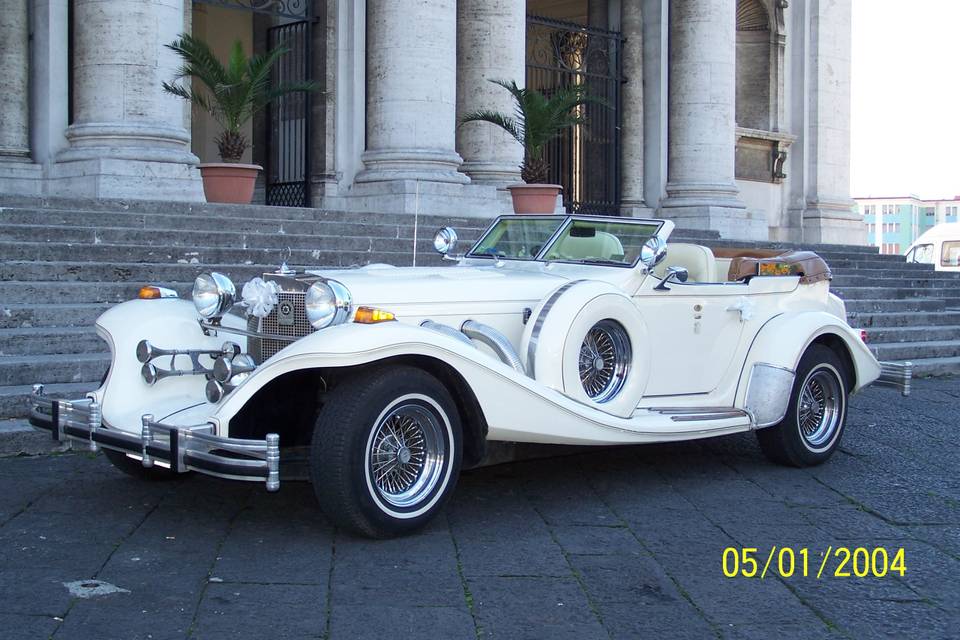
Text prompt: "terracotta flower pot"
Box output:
[[506, 183, 563, 214], [199, 163, 262, 204]]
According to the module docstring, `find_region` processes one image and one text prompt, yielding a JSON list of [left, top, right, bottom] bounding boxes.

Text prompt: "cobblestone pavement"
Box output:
[[2, 379, 958, 640]]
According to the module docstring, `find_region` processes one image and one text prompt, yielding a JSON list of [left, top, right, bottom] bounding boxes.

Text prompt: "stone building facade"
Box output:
[[0, 0, 863, 244]]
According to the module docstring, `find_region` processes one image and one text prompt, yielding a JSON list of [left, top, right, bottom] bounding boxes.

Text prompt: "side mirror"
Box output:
[[433, 227, 459, 258], [654, 266, 689, 291], [640, 236, 667, 270]]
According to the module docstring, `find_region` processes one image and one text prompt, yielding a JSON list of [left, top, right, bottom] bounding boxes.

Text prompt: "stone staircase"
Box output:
[[1, 196, 956, 421], [0, 195, 493, 420]]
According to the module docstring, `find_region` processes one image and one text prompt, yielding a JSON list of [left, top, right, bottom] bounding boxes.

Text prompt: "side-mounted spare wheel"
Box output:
[[310, 365, 463, 538], [757, 344, 850, 467], [521, 280, 650, 418]]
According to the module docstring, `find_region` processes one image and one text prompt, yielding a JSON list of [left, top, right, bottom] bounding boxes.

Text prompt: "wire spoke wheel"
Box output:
[[797, 368, 843, 450], [367, 403, 445, 509], [578, 320, 631, 403]]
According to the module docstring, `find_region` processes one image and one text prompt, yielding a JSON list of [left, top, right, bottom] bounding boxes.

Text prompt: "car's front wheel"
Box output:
[[757, 344, 849, 467], [310, 366, 462, 538]]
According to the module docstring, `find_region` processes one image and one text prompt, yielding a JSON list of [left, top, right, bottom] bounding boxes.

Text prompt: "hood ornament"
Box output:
[[275, 247, 295, 275]]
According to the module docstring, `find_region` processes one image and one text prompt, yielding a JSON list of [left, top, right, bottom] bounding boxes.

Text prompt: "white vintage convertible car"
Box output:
[[29, 214, 910, 537]]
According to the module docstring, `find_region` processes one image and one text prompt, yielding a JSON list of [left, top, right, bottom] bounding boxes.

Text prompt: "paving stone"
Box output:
[[467, 576, 608, 640], [548, 525, 645, 557], [328, 605, 476, 640], [192, 582, 327, 639]]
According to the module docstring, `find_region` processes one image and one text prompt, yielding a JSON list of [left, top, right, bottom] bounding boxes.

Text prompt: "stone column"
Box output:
[[0, 0, 31, 161], [619, 0, 648, 215], [799, 0, 863, 244], [356, 0, 468, 184], [455, 0, 524, 185], [661, 0, 758, 238], [54, 0, 203, 201]]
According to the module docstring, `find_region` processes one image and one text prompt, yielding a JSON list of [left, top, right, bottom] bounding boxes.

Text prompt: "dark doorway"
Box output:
[[266, 20, 312, 207], [192, 0, 315, 207], [526, 15, 623, 213]]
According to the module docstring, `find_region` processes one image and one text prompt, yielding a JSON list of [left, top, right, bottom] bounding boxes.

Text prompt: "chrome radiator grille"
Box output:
[[247, 291, 315, 363]]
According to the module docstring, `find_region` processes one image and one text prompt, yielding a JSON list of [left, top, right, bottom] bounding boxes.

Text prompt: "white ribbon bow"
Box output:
[[241, 278, 282, 319]]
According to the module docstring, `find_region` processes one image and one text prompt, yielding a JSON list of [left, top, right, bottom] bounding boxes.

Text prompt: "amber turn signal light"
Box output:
[[138, 285, 177, 300], [353, 306, 396, 324]]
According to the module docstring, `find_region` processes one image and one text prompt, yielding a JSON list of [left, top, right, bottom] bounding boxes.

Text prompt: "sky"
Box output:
[[851, 0, 960, 200]]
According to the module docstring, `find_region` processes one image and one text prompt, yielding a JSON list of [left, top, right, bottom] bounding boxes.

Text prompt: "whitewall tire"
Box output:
[[310, 366, 462, 538]]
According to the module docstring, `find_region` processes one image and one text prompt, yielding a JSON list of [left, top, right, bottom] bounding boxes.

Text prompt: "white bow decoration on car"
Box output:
[[726, 296, 755, 322], [241, 277, 282, 318]]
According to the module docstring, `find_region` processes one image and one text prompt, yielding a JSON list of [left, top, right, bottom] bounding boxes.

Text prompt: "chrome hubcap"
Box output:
[[579, 320, 631, 403], [798, 368, 843, 450], [369, 403, 445, 509]]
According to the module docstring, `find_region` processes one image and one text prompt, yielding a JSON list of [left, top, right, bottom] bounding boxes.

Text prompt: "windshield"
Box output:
[[469, 217, 565, 260], [468, 216, 663, 267]]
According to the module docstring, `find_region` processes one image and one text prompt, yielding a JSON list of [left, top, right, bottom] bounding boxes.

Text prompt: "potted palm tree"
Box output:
[[461, 79, 603, 214], [163, 34, 320, 204]]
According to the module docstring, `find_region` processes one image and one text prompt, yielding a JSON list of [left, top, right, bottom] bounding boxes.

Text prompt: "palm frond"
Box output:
[[460, 78, 608, 176], [162, 33, 322, 160], [459, 110, 524, 145]]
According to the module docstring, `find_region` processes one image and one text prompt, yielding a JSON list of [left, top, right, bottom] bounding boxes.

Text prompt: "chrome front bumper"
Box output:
[[875, 361, 912, 397], [28, 385, 280, 491]]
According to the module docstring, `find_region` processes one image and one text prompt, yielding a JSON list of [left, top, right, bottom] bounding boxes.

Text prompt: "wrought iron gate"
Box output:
[[266, 20, 312, 207], [526, 15, 624, 214]]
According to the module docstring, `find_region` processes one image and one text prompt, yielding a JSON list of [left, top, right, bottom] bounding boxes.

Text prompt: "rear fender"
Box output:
[[735, 312, 880, 425]]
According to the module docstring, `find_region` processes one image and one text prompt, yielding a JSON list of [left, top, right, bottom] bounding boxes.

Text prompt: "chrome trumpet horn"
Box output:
[[212, 354, 257, 384], [136, 340, 240, 364]]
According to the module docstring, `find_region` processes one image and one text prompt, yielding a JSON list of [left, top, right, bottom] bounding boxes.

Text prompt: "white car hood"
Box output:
[[307, 264, 570, 305]]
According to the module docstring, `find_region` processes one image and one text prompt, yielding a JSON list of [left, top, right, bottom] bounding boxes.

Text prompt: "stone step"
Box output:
[[703, 238, 881, 255], [0, 222, 485, 251], [0, 352, 109, 387], [0, 204, 492, 231], [0, 194, 500, 226], [829, 263, 929, 275], [860, 325, 960, 344], [830, 274, 960, 291], [847, 310, 960, 328], [0, 281, 193, 304], [0, 327, 104, 356], [870, 339, 960, 361], [0, 381, 99, 420], [895, 356, 960, 377], [0, 238, 477, 267], [844, 298, 946, 313], [832, 286, 959, 301], [0, 303, 113, 329]]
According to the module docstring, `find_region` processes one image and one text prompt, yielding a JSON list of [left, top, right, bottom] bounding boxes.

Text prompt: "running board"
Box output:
[[649, 407, 751, 422], [875, 361, 912, 397]]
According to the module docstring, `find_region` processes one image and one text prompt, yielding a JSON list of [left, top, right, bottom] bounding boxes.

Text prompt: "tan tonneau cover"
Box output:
[[712, 248, 832, 285]]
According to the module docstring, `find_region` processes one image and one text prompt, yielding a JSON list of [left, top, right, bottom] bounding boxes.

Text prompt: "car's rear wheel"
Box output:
[[310, 365, 462, 538], [757, 345, 849, 467]]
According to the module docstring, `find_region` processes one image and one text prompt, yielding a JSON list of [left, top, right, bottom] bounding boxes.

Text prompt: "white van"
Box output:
[[904, 223, 960, 271]]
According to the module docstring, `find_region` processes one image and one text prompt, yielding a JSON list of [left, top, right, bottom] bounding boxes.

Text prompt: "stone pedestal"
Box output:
[[0, 0, 42, 195], [52, 0, 203, 201], [619, 0, 650, 216], [356, 0, 468, 184], [455, 0, 525, 186], [661, 0, 758, 238]]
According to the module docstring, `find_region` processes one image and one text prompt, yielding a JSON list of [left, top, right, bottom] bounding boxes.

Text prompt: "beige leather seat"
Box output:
[[653, 243, 718, 283], [550, 231, 625, 261]]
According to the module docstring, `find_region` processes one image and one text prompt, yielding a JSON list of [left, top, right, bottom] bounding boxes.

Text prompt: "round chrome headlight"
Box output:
[[433, 226, 459, 255], [305, 279, 352, 329], [192, 272, 236, 318]]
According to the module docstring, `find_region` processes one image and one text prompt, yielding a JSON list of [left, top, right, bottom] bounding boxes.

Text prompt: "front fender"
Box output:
[[216, 321, 523, 421], [736, 311, 881, 406]]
